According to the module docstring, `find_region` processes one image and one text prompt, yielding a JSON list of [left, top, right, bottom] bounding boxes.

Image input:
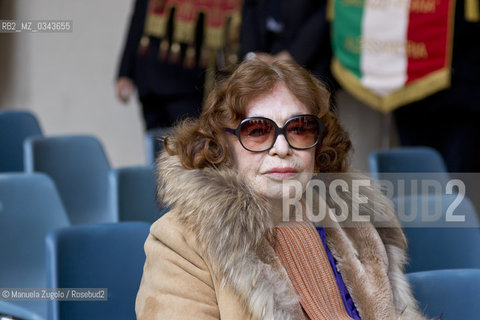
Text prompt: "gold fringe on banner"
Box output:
[[331, 58, 451, 113], [465, 0, 480, 22], [327, 0, 335, 21]]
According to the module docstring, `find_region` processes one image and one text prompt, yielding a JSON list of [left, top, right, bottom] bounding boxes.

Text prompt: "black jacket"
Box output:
[[240, 0, 333, 87], [117, 0, 205, 98]]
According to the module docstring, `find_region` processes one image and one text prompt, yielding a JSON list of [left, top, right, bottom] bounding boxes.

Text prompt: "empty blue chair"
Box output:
[[369, 147, 450, 197], [393, 194, 480, 273], [109, 165, 166, 223], [0, 173, 70, 319], [408, 269, 480, 320], [145, 128, 173, 164], [0, 110, 42, 172], [0, 301, 45, 320], [24, 135, 116, 225], [369, 146, 448, 173], [46, 222, 150, 320]]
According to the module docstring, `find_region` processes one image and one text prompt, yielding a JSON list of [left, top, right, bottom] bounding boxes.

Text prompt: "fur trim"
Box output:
[[156, 152, 304, 319], [314, 172, 426, 320], [156, 152, 426, 320]]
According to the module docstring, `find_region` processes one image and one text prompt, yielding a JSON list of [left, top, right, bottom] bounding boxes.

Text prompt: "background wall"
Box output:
[[0, 0, 390, 170]]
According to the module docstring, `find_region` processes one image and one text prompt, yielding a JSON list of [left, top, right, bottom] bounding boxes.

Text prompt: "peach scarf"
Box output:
[[269, 222, 353, 320]]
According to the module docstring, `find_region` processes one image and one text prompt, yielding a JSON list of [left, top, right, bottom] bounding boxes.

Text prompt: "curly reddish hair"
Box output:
[[165, 59, 352, 173]]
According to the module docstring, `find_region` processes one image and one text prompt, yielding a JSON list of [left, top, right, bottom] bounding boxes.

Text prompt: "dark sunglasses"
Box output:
[[225, 114, 325, 152]]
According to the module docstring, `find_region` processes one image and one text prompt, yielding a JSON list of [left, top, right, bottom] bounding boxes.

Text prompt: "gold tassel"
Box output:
[[465, 0, 480, 22], [224, 10, 241, 66], [138, 35, 150, 56], [184, 45, 196, 69], [203, 48, 217, 99], [199, 46, 211, 69], [169, 42, 181, 64], [158, 38, 170, 61], [227, 11, 242, 44], [327, 0, 335, 22], [226, 52, 238, 66]]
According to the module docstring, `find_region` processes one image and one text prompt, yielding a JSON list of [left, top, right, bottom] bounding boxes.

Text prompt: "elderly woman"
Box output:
[[135, 60, 426, 320]]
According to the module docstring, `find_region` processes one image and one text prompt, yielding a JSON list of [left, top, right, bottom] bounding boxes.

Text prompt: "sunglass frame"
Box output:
[[225, 114, 325, 152]]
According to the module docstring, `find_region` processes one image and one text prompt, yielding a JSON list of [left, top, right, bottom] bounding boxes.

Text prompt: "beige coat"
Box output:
[[135, 152, 427, 320]]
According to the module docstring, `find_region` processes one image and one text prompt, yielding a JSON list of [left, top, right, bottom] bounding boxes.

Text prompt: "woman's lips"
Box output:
[[265, 167, 298, 179]]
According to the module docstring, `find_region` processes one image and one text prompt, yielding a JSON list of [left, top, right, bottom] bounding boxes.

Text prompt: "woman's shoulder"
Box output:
[[148, 209, 206, 262], [136, 212, 220, 319], [150, 209, 186, 239]]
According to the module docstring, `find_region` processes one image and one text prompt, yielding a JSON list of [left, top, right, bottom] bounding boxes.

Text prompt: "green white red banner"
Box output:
[[331, 0, 456, 112]]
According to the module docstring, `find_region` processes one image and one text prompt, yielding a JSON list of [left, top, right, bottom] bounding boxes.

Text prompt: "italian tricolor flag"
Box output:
[[331, 0, 456, 112]]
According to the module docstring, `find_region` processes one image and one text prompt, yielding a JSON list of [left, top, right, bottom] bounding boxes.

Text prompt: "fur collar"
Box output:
[[156, 151, 426, 320]]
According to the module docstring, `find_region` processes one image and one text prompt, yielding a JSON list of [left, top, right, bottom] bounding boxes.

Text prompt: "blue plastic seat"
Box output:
[[369, 147, 450, 197], [408, 269, 480, 320], [393, 194, 480, 273], [144, 128, 173, 164], [109, 165, 166, 223], [0, 110, 42, 172], [0, 173, 70, 318], [24, 135, 116, 225], [369, 146, 448, 173], [46, 222, 150, 320]]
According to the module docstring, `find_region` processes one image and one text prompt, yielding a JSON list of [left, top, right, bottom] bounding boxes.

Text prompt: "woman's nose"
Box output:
[[268, 133, 292, 157]]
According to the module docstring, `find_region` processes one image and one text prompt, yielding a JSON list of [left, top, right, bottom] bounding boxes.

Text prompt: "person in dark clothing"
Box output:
[[116, 0, 205, 130], [393, 0, 480, 172], [239, 0, 335, 93]]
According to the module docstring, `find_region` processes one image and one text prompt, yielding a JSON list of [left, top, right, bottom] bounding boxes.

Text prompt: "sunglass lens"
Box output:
[[240, 119, 275, 151], [285, 116, 320, 149]]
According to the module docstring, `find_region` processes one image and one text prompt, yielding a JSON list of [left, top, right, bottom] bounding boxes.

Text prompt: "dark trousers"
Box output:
[[140, 93, 203, 130]]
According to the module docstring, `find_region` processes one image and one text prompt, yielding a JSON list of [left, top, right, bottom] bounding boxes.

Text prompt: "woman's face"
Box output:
[[227, 83, 316, 201]]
